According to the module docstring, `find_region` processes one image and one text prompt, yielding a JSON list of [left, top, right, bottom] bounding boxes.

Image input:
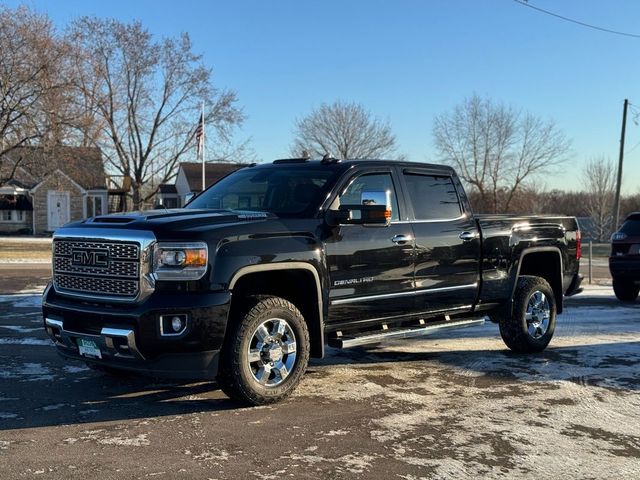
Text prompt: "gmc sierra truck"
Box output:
[[43, 159, 583, 405]]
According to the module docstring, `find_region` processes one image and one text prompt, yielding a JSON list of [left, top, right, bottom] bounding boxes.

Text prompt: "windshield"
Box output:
[[186, 165, 340, 217]]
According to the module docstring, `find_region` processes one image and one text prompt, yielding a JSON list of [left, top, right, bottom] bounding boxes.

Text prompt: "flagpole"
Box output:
[[201, 101, 206, 192]]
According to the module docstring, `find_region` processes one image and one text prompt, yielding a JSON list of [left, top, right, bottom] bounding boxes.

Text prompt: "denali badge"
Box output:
[[71, 249, 109, 268]]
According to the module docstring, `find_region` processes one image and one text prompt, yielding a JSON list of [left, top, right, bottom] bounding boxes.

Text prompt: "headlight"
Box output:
[[152, 242, 208, 281]]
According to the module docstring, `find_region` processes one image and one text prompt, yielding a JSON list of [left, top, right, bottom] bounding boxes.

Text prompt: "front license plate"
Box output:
[[78, 338, 102, 359]]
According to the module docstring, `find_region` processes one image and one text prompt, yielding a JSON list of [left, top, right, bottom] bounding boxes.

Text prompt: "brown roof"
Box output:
[[180, 162, 244, 192], [1, 146, 106, 190], [158, 183, 178, 194]]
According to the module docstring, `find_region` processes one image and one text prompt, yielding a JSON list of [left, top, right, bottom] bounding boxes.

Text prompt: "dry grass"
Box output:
[[0, 239, 51, 262]]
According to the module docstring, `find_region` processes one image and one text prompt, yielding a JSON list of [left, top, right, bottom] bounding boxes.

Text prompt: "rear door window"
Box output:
[[402, 173, 462, 220]]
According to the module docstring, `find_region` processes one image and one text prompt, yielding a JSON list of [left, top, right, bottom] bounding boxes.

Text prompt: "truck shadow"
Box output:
[[315, 338, 640, 393], [0, 358, 243, 431], [2, 338, 638, 431]]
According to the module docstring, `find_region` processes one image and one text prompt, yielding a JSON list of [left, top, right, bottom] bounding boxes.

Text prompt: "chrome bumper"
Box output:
[[44, 317, 145, 360]]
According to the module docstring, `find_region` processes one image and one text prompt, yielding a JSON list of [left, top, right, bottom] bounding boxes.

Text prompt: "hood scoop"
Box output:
[[90, 215, 136, 224]]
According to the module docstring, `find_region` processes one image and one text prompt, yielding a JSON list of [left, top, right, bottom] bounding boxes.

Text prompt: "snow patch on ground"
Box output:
[[39, 403, 68, 411], [63, 365, 90, 374], [0, 325, 42, 333], [282, 452, 376, 475], [0, 337, 51, 346], [193, 449, 230, 462], [64, 430, 150, 447], [0, 294, 42, 307], [0, 362, 54, 381], [98, 434, 150, 447]]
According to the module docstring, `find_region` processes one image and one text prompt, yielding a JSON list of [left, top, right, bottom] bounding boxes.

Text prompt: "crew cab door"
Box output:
[[324, 169, 415, 323], [400, 168, 480, 313]]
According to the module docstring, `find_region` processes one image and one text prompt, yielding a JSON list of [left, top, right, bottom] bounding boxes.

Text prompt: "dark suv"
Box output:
[[610, 212, 640, 302]]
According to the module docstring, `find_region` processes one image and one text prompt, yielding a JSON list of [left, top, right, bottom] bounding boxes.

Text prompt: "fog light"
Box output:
[[171, 316, 184, 332], [159, 314, 188, 336]]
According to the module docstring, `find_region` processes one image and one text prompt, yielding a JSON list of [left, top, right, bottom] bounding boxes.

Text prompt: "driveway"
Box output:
[[0, 279, 638, 479]]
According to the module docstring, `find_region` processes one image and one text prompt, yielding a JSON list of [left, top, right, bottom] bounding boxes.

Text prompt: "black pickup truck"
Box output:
[[43, 159, 582, 404]]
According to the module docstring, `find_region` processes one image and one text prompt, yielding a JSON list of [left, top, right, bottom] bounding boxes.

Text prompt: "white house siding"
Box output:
[[31, 173, 85, 234]]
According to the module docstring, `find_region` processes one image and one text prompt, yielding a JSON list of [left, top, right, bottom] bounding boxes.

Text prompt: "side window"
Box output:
[[403, 173, 462, 220], [333, 172, 400, 221]]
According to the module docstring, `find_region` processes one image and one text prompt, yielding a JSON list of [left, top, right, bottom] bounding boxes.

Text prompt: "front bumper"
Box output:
[[42, 284, 232, 380], [609, 257, 640, 281]]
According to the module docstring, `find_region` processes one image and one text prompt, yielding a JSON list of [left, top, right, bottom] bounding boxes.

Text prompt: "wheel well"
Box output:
[[518, 251, 563, 313], [229, 269, 323, 357]]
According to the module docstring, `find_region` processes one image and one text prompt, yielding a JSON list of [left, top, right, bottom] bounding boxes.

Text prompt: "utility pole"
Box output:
[[613, 99, 628, 230]]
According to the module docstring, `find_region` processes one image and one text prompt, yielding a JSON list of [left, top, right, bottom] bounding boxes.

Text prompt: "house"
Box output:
[[0, 146, 108, 234], [0, 179, 33, 234], [157, 162, 244, 208]]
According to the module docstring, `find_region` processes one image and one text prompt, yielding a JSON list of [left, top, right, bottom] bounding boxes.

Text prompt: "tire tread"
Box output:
[[218, 295, 310, 405], [499, 275, 556, 353]]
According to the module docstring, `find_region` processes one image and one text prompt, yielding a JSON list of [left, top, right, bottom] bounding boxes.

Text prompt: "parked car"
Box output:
[[42, 159, 582, 405], [610, 212, 640, 302]]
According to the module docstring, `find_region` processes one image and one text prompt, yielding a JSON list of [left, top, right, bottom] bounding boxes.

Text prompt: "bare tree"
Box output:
[[433, 94, 571, 213], [582, 156, 616, 242], [0, 6, 69, 182], [291, 101, 398, 159], [68, 18, 244, 208]]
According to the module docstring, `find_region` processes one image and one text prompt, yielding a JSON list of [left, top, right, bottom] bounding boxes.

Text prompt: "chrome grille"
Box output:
[[54, 256, 139, 277], [53, 239, 140, 299], [54, 240, 138, 259], [55, 275, 139, 297]]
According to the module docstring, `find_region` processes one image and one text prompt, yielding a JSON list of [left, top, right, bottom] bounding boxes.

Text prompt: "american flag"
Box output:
[[195, 111, 204, 156]]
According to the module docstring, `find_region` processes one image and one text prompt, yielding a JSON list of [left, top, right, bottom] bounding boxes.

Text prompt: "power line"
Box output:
[[513, 0, 640, 39], [628, 103, 640, 126], [625, 139, 640, 155]]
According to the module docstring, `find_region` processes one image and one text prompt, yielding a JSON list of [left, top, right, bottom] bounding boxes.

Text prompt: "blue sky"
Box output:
[[8, 0, 640, 193]]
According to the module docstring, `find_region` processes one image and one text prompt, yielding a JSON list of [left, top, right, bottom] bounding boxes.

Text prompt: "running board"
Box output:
[[328, 317, 487, 349]]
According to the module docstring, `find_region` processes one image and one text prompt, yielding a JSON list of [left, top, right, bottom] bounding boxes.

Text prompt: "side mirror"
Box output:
[[326, 190, 392, 227]]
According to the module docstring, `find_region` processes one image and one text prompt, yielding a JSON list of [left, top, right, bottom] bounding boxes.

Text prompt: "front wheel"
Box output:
[[613, 279, 639, 302], [218, 295, 310, 405], [499, 276, 557, 353]]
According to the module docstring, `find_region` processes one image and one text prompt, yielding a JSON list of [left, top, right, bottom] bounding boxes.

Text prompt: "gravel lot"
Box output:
[[0, 265, 639, 479]]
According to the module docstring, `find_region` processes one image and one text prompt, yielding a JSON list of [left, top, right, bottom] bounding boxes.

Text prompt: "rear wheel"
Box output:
[[613, 279, 639, 302], [218, 295, 310, 405], [499, 276, 556, 353]]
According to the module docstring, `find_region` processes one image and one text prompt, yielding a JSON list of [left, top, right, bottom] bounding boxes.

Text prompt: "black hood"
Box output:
[[77, 209, 275, 233]]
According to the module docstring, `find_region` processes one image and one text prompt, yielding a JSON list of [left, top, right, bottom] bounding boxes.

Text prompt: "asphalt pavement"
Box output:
[[0, 267, 638, 479]]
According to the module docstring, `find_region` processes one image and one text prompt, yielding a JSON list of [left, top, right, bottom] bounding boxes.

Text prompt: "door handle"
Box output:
[[459, 231, 478, 242], [391, 234, 413, 245]]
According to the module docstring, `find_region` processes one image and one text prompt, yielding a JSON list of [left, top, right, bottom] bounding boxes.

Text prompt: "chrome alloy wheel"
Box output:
[[525, 290, 551, 339], [247, 318, 297, 387]]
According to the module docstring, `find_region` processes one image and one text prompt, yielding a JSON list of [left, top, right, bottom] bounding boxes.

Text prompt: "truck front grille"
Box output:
[[53, 239, 141, 299]]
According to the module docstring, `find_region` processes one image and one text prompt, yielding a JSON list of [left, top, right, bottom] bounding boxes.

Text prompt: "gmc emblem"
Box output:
[[71, 249, 109, 268]]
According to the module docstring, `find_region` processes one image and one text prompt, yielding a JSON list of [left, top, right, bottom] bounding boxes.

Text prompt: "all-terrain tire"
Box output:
[[499, 275, 556, 353], [613, 279, 639, 302], [218, 295, 310, 405]]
